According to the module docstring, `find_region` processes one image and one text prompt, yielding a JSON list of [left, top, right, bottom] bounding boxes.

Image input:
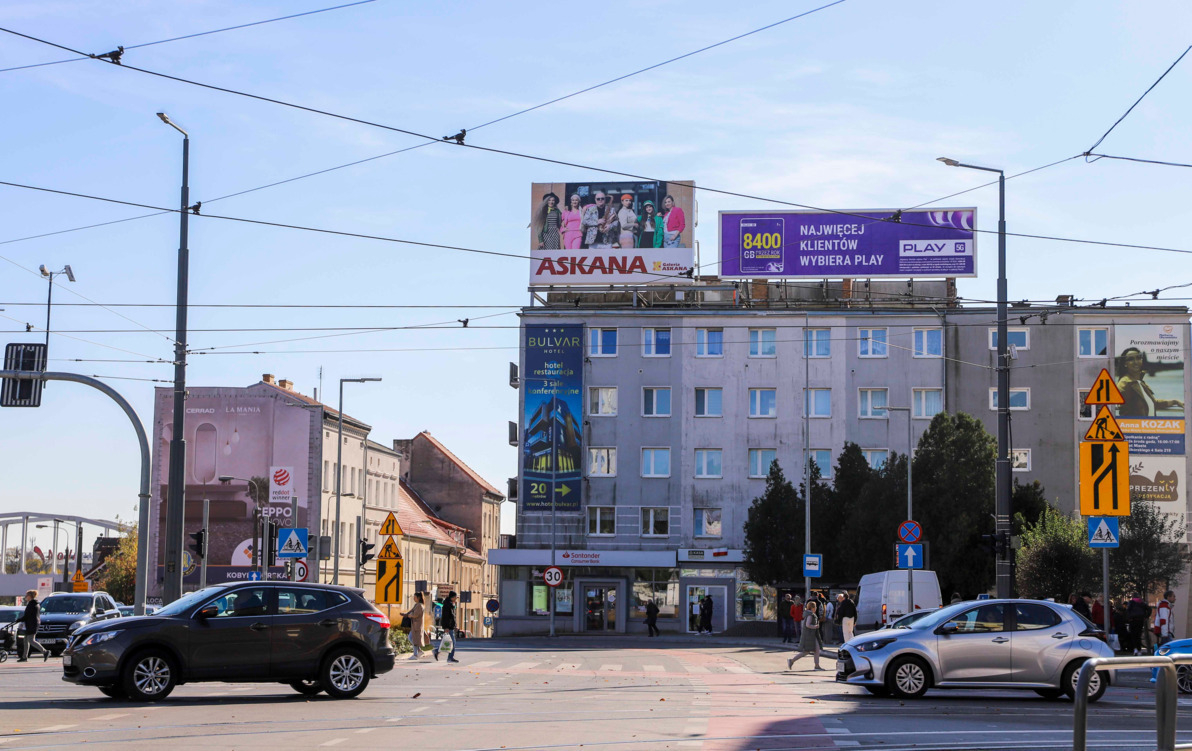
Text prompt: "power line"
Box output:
[[1085, 44, 1192, 154], [1085, 153, 1192, 169], [0, 311, 167, 360]]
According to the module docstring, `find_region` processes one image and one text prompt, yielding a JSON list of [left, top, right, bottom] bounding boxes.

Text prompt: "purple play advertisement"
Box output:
[[718, 208, 977, 278]]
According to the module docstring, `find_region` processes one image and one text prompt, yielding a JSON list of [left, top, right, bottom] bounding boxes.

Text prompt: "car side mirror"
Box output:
[[937, 622, 959, 635], [196, 605, 218, 620]]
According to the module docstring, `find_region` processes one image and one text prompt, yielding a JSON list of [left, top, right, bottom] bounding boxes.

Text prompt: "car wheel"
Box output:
[[1034, 688, 1064, 700], [289, 679, 323, 696], [321, 648, 370, 699], [98, 684, 127, 699], [885, 656, 930, 699], [864, 685, 890, 696], [1177, 666, 1192, 694], [121, 649, 177, 702], [1062, 660, 1108, 703]]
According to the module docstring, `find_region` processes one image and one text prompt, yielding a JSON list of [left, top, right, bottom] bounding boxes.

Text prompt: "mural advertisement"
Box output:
[[521, 324, 583, 512]]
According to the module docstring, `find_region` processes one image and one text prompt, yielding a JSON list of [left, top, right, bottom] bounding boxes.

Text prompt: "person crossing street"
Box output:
[[17, 589, 47, 663]]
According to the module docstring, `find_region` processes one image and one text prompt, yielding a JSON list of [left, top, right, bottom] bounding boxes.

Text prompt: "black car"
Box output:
[[39, 591, 123, 655], [62, 582, 395, 701]]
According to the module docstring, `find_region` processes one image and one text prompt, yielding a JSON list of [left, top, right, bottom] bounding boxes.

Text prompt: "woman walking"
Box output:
[[402, 592, 427, 660], [787, 600, 824, 671], [18, 589, 47, 662]]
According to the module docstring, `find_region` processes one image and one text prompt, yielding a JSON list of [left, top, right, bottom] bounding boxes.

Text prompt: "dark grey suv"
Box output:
[[61, 582, 395, 701], [39, 591, 123, 656]]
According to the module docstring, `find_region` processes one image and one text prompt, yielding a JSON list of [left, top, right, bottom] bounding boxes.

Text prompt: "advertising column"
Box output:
[[521, 325, 583, 513]]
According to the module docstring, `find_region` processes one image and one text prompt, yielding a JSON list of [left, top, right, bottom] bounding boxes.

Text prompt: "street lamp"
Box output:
[[334, 378, 381, 584], [886, 406, 915, 612], [38, 265, 74, 365], [937, 156, 1011, 598], [159, 111, 192, 604], [219, 476, 263, 577]]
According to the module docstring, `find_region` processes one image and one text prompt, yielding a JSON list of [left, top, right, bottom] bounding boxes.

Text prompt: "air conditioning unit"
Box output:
[[509, 362, 520, 389]]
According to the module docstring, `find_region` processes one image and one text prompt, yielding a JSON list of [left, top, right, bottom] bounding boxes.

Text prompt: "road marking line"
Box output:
[[826, 728, 852, 734], [35, 725, 77, 732], [386, 718, 403, 722], [320, 739, 347, 747], [91, 713, 128, 721], [643, 664, 665, 672], [599, 664, 621, 671], [556, 663, 581, 671], [684, 665, 709, 673], [833, 743, 860, 748], [468, 660, 498, 668], [724, 665, 749, 673], [231, 686, 254, 691], [354, 728, 376, 734], [203, 692, 228, 697], [508, 662, 539, 670], [411, 706, 428, 713], [450, 692, 463, 697], [433, 699, 447, 703]]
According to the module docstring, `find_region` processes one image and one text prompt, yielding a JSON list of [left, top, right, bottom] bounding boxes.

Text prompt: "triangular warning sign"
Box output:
[[71, 568, 84, 583], [1083, 405, 1126, 442], [1083, 368, 1125, 406], [1091, 519, 1118, 545], [378, 535, 402, 560], [379, 512, 403, 536], [279, 530, 307, 555]]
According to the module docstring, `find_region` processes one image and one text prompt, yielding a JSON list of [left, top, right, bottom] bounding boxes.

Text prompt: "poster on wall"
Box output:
[[1114, 324, 1186, 456], [530, 181, 695, 285], [521, 324, 583, 512], [1128, 455, 1188, 542], [718, 208, 977, 278]]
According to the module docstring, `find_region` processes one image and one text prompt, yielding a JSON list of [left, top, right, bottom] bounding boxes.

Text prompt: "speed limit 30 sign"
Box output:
[[543, 566, 563, 588]]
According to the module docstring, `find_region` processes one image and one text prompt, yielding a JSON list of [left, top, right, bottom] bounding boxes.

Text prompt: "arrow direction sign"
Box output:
[[1083, 368, 1125, 406], [1087, 516, 1120, 548], [896, 543, 924, 570], [375, 558, 402, 604], [1079, 440, 1131, 516]]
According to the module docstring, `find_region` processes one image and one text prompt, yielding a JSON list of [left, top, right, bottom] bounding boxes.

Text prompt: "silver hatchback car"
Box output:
[[836, 599, 1114, 701]]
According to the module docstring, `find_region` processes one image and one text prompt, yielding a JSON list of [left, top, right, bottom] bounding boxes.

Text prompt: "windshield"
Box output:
[[892, 611, 934, 629], [0, 610, 20, 623], [153, 586, 229, 617], [41, 596, 93, 614]]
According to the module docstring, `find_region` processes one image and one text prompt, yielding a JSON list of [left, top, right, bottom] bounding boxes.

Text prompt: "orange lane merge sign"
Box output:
[[1083, 368, 1125, 406], [379, 512, 404, 537]]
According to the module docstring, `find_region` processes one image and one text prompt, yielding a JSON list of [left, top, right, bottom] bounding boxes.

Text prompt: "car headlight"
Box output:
[[79, 630, 122, 647], [854, 638, 897, 652], [69, 620, 87, 632], [1158, 646, 1171, 656]]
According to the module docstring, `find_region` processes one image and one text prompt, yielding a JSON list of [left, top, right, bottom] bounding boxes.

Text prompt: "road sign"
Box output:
[[486, 598, 500, 613], [375, 558, 402, 604], [1079, 440, 1131, 516], [1088, 517, 1121, 548], [249, 571, 262, 581], [277, 527, 308, 558], [803, 554, 822, 578], [898, 520, 922, 544], [71, 568, 88, 592], [484, 616, 493, 627], [378, 536, 402, 560], [544, 566, 564, 587], [379, 511, 404, 536], [1083, 406, 1125, 442], [2, 343, 47, 408], [1083, 368, 1125, 406], [295, 559, 309, 582], [36, 576, 53, 600], [896, 544, 924, 569], [182, 550, 196, 576]]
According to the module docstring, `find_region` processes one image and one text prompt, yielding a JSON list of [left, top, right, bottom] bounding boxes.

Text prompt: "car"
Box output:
[[61, 581, 395, 702], [836, 598, 1114, 702], [1154, 639, 1192, 692], [38, 591, 123, 656], [889, 610, 935, 629]]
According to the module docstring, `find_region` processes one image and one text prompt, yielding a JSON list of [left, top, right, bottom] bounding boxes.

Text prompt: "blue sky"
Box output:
[[1, 0, 1190, 546]]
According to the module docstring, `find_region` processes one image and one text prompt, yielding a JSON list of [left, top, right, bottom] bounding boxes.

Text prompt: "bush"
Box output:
[[389, 627, 413, 654]]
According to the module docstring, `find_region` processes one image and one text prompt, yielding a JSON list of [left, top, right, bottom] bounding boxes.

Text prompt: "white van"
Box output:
[[854, 570, 942, 633]]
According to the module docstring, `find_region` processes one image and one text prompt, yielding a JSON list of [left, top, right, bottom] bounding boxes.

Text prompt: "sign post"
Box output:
[[1080, 368, 1128, 636]]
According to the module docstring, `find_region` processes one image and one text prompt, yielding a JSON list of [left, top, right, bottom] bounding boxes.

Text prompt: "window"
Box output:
[[944, 604, 1005, 633], [643, 327, 671, 357], [277, 588, 346, 615], [641, 507, 670, 536], [589, 327, 618, 356], [862, 449, 889, 469], [696, 328, 723, 357], [695, 449, 723, 478], [859, 327, 888, 357], [804, 388, 831, 418], [804, 328, 830, 358], [588, 506, 615, 536], [749, 328, 777, 357], [1015, 603, 1061, 631], [806, 449, 832, 477], [694, 509, 723, 538], [913, 388, 943, 418], [323, 460, 329, 491], [748, 388, 777, 418], [1011, 448, 1031, 472], [859, 388, 888, 418], [749, 448, 777, 478], [913, 328, 943, 358], [634, 569, 678, 618], [1077, 389, 1093, 420], [990, 388, 1031, 410], [589, 387, 617, 416], [695, 388, 722, 417], [643, 387, 671, 417], [1079, 328, 1108, 357], [206, 588, 270, 618], [641, 448, 671, 477], [588, 448, 617, 477], [990, 328, 1029, 350]]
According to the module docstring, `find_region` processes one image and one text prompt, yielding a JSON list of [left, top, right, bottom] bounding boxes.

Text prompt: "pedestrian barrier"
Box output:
[[1072, 654, 1192, 751]]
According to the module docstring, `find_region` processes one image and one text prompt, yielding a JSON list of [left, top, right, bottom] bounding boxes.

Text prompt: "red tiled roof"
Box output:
[[255, 380, 369, 428], [414, 431, 503, 498], [395, 480, 481, 557]]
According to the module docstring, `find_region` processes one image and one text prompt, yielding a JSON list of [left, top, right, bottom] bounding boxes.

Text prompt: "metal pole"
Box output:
[[994, 172, 1012, 599], [1102, 549, 1110, 635], [20, 515, 27, 573], [549, 395, 557, 638], [44, 272, 53, 355], [355, 514, 362, 589], [51, 521, 60, 576], [163, 130, 191, 605], [75, 522, 83, 580], [200, 499, 209, 589], [907, 411, 914, 614], [803, 312, 811, 601], [335, 379, 345, 584]]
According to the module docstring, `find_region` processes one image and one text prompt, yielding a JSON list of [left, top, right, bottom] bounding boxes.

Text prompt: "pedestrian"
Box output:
[[822, 595, 836, 645], [1156, 590, 1177, 647], [402, 592, 427, 660], [814, 593, 827, 648], [837, 592, 857, 644], [699, 595, 714, 635], [645, 599, 660, 637], [780, 594, 794, 644], [1114, 598, 1131, 652], [1127, 595, 1147, 655], [787, 600, 824, 671], [1075, 592, 1092, 619], [950, 592, 963, 604], [1091, 595, 1105, 629], [791, 595, 804, 642], [433, 591, 460, 663], [18, 589, 47, 663]]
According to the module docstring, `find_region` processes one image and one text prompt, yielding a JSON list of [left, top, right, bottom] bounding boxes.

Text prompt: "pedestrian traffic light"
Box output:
[[995, 530, 1010, 558], [358, 538, 376, 567], [261, 519, 277, 566], [187, 529, 207, 560]]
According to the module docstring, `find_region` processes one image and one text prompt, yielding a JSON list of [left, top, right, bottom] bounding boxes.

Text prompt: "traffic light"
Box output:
[[261, 519, 277, 566], [358, 538, 376, 567], [979, 533, 997, 555], [187, 529, 207, 560], [995, 530, 1010, 558]]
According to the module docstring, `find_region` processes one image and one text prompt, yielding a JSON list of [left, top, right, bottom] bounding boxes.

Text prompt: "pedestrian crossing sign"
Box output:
[[277, 527, 309, 558], [1087, 516, 1120, 548]]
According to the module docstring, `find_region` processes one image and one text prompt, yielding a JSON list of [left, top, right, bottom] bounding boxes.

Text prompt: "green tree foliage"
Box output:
[[1012, 479, 1050, 536], [1015, 507, 1098, 600], [837, 450, 907, 583], [1111, 502, 1192, 598], [743, 460, 805, 585], [817, 443, 872, 582], [94, 525, 138, 605]]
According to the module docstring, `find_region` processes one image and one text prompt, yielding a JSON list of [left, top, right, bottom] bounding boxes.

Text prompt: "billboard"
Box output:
[[530, 180, 694, 285], [522, 324, 583, 512], [718, 208, 977, 278], [1114, 324, 1186, 455], [148, 386, 320, 591]]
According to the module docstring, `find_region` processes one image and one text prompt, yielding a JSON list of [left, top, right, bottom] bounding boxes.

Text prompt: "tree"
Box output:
[[1111, 502, 1192, 598], [838, 451, 907, 583], [1015, 506, 1099, 600], [1012, 479, 1050, 536], [743, 460, 804, 586], [819, 443, 874, 582], [94, 524, 138, 605]]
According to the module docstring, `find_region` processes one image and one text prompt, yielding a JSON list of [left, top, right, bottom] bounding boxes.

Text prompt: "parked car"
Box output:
[[855, 570, 943, 632], [39, 591, 123, 655], [836, 598, 1114, 701], [1154, 639, 1192, 693], [889, 610, 935, 629], [62, 581, 395, 701]]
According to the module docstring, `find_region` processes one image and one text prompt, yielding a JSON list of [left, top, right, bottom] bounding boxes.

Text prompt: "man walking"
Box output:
[[18, 589, 47, 662], [699, 595, 714, 635], [433, 591, 461, 663], [645, 599, 660, 637], [1156, 591, 1176, 647], [779, 594, 794, 643], [837, 592, 857, 644]]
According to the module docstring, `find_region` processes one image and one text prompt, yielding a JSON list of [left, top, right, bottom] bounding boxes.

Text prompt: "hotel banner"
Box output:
[[522, 324, 583, 512]]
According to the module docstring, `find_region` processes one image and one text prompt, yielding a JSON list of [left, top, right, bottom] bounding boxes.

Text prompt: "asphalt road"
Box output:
[[0, 638, 1187, 750]]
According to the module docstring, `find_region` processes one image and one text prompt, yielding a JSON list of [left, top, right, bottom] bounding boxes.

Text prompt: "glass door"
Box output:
[[686, 585, 728, 633], [585, 587, 608, 631]]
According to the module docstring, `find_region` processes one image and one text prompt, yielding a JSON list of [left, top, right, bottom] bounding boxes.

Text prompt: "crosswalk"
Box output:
[[410, 658, 754, 675]]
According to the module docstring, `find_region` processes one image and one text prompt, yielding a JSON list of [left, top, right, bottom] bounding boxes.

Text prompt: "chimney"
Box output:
[[262, 374, 276, 385], [279, 379, 294, 391]]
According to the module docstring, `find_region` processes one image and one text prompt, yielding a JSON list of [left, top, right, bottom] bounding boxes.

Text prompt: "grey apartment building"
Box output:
[[490, 282, 1192, 636]]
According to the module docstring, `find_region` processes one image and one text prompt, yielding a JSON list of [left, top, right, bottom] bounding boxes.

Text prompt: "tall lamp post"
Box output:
[[937, 157, 1011, 598], [219, 476, 261, 576], [38, 265, 74, 366], [334, 378, 381, 584], [886, 406, 914, 612], [159, 112, 192, 604]]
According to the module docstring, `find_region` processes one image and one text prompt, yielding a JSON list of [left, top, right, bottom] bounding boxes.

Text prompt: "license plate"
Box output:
[[836, 660, 847, 674], [62, 655, 72, 666]]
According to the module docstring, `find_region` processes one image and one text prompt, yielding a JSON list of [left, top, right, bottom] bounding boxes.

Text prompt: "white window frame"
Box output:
[[989, 387, 1031, 411], [749, 328, 777, 358], [587, 447, 617, 477], [989, 327, 1030, 351], [695, 387, 723, 417], [693, 508, 723, 538], [804, 328, 831, 358], [1078, 327, 1109, 358], [913, 327, 943, 358], [641, 507, 670, 537], [588, 327, 618, 357], [1077, 389, 1093, 421], [912, 387, 944, 419], [642, 387, 672, 417], [858, 327, 889, 358], [588, 506, 616, 536], [641, 447, 672, 478], [642, 327, 671, 358], [804, 388, 831, 418], [696, 328, 724, 358], [588, 386, 617, 417], [806, 449, 832, 478], [748, 387, 778, 418], [862, 448, 889, 469], [694, 449, 723, 479], [1011, 448, 1032, 472], [748, 448, 777, 478], [859, 387, 889, 419]]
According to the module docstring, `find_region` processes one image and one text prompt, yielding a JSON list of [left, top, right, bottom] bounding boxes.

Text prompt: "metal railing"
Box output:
[[1073, 654, 1192, 751]]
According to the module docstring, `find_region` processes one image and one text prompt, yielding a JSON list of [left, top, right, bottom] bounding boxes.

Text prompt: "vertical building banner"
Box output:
[[522, 324, 583, 512]]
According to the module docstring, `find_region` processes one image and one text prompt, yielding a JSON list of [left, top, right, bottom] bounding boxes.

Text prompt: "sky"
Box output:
[[1, 0, 1190, 550]]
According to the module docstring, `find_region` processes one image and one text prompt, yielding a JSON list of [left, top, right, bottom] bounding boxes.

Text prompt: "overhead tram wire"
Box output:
[[1083, 154, 1192, 170], [1085, 44, 1192, 155], [0, 311, 168, 361], [0, 0, 377, 74]]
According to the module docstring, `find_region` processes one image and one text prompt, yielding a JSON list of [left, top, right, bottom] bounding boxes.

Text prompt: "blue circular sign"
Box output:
[[898, 520, 922, 543]]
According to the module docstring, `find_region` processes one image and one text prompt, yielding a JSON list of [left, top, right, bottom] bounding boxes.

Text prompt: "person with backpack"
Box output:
[[433, 591, 460, 663], [786, 600, 824, 671]]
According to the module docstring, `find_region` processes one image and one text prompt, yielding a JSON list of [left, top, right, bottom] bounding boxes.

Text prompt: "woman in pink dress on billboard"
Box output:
[[661, 194, 686, 247], [561, 193, 584, 249]]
